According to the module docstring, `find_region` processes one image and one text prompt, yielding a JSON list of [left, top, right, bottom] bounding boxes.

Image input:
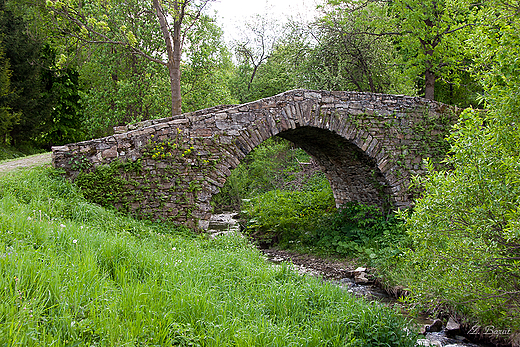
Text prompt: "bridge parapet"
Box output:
[[52, 89, 458, 229]]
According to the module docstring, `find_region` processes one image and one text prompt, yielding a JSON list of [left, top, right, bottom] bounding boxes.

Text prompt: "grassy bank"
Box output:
[[0, 167, 417, 346]]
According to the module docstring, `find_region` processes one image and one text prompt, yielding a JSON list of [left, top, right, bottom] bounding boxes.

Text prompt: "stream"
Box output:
[[207, 212, 497, 347]]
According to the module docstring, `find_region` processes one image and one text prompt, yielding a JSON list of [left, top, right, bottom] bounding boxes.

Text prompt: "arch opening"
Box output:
[[277, 126, 394, 212], [211, 136, 332, 213], [212, 126, 393, 215]]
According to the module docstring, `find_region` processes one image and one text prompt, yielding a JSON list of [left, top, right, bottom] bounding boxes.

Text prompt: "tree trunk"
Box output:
[[424, 69, 435, 100], [171, 19, 182, 115], [152, 0, 182, 116]]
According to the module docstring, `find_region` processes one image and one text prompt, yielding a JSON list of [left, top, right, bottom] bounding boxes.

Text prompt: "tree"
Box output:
[[0, 0, 53, 146], [327, 0, 477, 101], [79, 45, 171, 138], [39, 58, 84, 146], [233, 15, 281, 97], [230, 11, 412, 103], [46, 0, 214, 116], [0, 38, 20, 145], [391, 0, 520, 335], [303, 8, 412, 94], [181, 14, 238, 112]]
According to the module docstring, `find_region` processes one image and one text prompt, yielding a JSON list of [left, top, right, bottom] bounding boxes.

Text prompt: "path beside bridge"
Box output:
[[0, 153, 52, 173]]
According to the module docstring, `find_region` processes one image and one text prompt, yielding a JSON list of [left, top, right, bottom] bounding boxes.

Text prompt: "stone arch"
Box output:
[[277, 127, 393, 210], [52, 90, 459, 229]]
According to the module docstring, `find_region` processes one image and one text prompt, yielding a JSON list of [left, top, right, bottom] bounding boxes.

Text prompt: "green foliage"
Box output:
[[0, 145, 45, 161], [307, 202, 407, 261], [304, 8, 412, 95], [0, 0, 52, 146], [79, 47, 171, 138], [0, 38, 20, 145], [229, 10, 415, 103], [230, 42, 301, 103], [389, 111, 520, 332], [74, 159, 142, 211], [212, 137, 326, 210], [181, 15, 238, 112], [327, 0, 480, 102], [243, 188, 335, 247], [40, 61, 85, 146], [0, 2, 84, 148], [0, 167, 417, 346], [0, 145, 26, 161], [144, 136, 183, 160], [383, 5, 520, 336]]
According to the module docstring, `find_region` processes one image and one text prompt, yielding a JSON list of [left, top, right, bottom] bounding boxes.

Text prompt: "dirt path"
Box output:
[[0, 153, 52, 173]]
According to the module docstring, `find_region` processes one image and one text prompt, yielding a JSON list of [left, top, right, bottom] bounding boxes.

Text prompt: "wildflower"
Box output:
[[27, 216, 31, 220], [73, 239, 78, 244], [60, 224, 66, 228]]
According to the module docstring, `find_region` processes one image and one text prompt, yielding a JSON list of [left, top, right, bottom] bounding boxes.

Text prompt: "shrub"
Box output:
[[304, 202, 408, 262], [388, 109, 520, 334], [243, 188, 335, 247], [212, 137, 325, 211]]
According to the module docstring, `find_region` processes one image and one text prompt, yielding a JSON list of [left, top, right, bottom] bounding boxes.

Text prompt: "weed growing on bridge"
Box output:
[[68, 153, 92, 171], [74, 159, 142, 212], [0, 167, 418, 346]]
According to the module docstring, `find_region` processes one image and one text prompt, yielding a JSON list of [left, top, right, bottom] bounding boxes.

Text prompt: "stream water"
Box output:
[[207, 212, 498, 347]]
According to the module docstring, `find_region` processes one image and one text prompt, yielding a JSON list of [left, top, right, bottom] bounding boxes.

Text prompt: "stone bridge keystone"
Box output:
[[52, 90, 459, 229]]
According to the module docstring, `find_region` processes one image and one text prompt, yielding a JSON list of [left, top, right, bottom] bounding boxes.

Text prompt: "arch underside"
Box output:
[[277, 127, 394, 211]]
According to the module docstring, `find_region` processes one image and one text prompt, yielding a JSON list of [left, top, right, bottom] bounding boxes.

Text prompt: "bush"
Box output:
[[302, 202, 408, 263], [0, 144, 44, 161], [243, 193, 409, 266], [243, 188, 335, 247], [387, 109, 520, 334]]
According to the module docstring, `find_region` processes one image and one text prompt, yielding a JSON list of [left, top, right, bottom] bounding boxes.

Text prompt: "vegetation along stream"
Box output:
[[207, 211, 497, 347], [212, 136, 519, 346]]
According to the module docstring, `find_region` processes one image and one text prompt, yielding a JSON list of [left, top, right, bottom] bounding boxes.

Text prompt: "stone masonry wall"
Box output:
[[52, 89, 459, 229]]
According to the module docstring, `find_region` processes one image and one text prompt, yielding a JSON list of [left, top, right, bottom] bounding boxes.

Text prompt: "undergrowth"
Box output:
[[243, 193, 409, 267], [0, 167, 418, 346]]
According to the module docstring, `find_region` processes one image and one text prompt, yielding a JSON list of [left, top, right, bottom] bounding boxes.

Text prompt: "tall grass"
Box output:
[[0, 168, 417, 346]]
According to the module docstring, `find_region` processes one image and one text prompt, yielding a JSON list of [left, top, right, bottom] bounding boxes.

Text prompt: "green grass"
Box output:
[[0, 167, 418, 346]]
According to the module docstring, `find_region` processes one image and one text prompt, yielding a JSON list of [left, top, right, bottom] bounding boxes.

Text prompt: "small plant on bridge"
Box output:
[[68, 153, 92, 171], [144, 134, 199, 163], [144, 136, 181, 160], [74, 159, 142, 212]]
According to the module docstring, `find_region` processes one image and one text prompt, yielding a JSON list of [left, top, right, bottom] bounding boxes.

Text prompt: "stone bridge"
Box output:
[[52, 89, 458, 229]]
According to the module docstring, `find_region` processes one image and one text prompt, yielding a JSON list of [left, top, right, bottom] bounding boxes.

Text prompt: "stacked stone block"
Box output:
[[52, 89, 458, 229]]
